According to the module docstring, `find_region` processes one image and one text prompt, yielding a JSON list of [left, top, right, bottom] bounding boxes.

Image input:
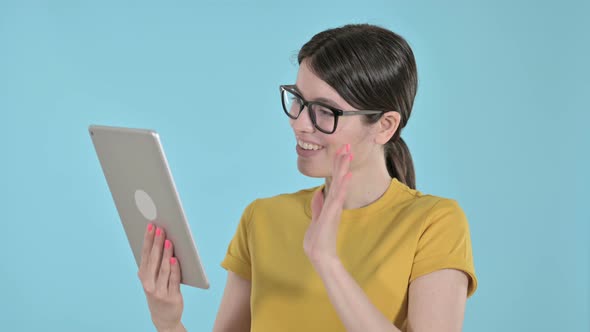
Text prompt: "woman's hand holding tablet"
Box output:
[[138, 223, 187, 332]]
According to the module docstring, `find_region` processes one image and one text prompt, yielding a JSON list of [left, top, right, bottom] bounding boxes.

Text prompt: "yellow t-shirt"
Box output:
[[220, 178, 477, 331]]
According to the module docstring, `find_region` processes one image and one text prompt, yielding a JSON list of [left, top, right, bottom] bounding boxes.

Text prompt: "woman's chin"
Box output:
[[297, 161, 327, 178]]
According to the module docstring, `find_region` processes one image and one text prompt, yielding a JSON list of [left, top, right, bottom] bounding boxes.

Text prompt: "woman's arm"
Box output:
[[212, 271, 252, 332], [316, 257, 469, 332], [305, 147, 471, 331], [406, 269, 469, 332]]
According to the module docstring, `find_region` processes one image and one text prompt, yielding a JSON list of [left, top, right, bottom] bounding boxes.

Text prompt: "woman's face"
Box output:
[[290, 60, 382, 178]]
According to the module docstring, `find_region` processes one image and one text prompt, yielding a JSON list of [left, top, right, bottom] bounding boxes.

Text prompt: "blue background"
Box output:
[[1, 0, 588, 331]]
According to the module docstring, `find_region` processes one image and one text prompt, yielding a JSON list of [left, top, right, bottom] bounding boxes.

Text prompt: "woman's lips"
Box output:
[[296, 144, 324, 158]]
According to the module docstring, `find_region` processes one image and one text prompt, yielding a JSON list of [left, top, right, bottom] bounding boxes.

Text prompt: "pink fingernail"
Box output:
[[156, 228, 162, 236], [170, 257, 177, 265], [165, 240, 171, 249], [147, 224, 153, 232], [346, 144, 351, 153], [349, 153, 353, 161]]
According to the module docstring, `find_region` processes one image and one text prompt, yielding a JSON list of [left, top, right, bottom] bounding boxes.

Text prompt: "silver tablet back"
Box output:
[[89, 124, 209, 289]]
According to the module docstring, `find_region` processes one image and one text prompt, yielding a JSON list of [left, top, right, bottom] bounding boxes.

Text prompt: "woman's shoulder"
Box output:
[[389, 184, 470, 240], [391, 179, 465, 217]]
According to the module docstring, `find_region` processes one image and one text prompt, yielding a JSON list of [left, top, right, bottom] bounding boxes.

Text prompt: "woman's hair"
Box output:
[[298, 24, 417, 189]]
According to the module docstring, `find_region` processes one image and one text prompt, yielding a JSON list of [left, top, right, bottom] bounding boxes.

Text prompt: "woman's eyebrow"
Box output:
[[315, 97, 342, 108], [293, 85, 343, 109]]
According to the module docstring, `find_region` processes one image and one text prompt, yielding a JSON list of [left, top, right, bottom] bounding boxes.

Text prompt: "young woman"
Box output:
[[137, 24, 477, 332]]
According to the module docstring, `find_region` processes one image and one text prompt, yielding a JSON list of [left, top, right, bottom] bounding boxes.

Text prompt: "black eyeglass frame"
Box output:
[[280, 84, 389, 134]]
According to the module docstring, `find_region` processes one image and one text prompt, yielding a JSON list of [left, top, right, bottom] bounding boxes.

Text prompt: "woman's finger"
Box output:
[[336, 172, 353, 203], [321, 170, 351, 222], [139, 223, 155, 273], [310, 188, 324, 222], [325, 146, 352, 215], [328, 144, 348, 198], [169, 257, 182, 296], [148, 226, 166, 280], [331, 145, 352, 198], [338, 148, 352, 181], [334, 144, 347, 171], [156, 238, 174, 294], [330, 144, 347, 186]]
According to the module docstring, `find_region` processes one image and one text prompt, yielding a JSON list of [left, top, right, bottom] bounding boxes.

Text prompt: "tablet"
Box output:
[[89, 124, 210, 289]]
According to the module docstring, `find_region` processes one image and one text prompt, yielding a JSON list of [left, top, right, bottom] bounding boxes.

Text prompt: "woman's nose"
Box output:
[[290, 107, 315, 133]]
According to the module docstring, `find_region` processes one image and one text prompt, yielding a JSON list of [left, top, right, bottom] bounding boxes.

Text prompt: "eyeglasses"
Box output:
[[280, 85, 387, 134]]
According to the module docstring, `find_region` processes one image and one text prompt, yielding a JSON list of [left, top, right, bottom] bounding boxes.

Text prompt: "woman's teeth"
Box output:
[[298, 140, 324, 151]]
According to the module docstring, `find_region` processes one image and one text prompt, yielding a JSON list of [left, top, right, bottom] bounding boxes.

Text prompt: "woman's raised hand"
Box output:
[[303, 143, 353, 265]]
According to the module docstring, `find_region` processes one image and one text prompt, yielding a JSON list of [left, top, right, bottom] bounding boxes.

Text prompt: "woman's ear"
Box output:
[[375, 112, 401, 144]]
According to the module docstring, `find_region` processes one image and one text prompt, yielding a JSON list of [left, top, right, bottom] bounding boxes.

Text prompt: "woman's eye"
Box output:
[[317, 107, 333, 117]]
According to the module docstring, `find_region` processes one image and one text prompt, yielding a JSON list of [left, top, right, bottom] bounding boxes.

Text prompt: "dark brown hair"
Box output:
[[298, 24, 417, 189]]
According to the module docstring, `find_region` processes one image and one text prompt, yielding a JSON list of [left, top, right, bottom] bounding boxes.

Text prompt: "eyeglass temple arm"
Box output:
[[339, 110, 387, 116]]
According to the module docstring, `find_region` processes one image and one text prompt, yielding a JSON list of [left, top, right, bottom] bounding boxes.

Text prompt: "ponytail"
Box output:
[[385, 136, 415, 189]]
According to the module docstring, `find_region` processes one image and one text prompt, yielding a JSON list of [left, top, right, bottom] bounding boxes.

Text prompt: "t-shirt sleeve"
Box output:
[[409, 198, 478, 297], [220, 200, 257, 281]]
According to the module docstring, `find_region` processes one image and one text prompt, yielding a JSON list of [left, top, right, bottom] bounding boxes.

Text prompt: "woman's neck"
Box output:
[[324, 157, 392, 210]]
